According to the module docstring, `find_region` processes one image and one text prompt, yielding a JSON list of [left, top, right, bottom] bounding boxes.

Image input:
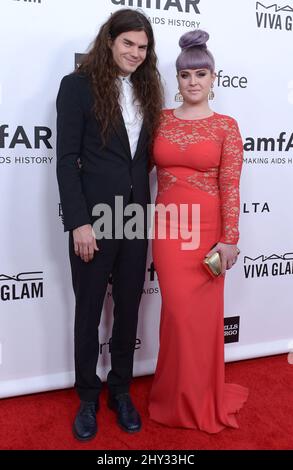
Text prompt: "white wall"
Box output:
[[0, 0, 292, 397]]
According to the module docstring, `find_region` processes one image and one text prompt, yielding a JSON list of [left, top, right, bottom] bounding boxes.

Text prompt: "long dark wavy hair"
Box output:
[[78, 9, 164, 145]]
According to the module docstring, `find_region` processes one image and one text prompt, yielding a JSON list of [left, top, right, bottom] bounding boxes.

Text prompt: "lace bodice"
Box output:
[[152, 109, 243, 244]]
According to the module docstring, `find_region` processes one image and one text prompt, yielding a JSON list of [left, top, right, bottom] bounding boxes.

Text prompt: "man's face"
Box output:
[[110, 30, 148, 76]]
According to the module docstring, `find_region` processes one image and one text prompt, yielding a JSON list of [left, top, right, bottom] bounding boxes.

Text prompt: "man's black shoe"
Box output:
[[73, 400, 98, 441], [108, 392, 142, 433]]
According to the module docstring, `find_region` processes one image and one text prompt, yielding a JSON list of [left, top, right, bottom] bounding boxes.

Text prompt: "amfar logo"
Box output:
[[144, 261, 159, 294], [0, 125, 52, 149], [244, 253, 293, 278], [243, 132, 293, 165], [107, 262, 159, 296], [147, 261, 157, 282], [110, 0, 200, 13], [224, 316, 240, 344], [0, 124, 53, 165], [244, 132, 293, 152], [256, 2, 293, 30], [107, 262, 157, 284], [0, 271, 44, 301]]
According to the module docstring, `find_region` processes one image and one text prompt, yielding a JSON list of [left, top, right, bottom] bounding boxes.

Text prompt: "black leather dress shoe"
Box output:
[[108, 392, 141, 433], [73, 401, 98, 441]]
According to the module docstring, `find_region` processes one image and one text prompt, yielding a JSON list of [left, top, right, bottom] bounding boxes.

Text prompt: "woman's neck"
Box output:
[[177, 102, 213, 119]]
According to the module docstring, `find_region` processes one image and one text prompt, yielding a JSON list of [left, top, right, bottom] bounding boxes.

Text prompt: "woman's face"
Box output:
[[177, 68, 215, 104]]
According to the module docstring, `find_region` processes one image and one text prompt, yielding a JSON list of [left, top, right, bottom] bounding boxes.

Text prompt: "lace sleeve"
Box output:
[[219, 119, 243, 244]]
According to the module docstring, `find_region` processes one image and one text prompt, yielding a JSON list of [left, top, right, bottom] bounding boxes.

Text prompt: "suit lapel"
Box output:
[[112, 109, 132, 159], [133, 121, 149, 162]]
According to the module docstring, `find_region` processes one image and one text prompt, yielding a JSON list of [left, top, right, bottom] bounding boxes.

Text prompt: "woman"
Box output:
[[149, 30, 248, 433]]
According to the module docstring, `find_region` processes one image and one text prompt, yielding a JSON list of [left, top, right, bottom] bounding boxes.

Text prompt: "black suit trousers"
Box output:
[[69, 231, 148, 402]]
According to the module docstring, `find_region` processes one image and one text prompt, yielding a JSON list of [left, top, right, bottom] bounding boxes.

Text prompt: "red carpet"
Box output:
[[0, 354, 292, 450]]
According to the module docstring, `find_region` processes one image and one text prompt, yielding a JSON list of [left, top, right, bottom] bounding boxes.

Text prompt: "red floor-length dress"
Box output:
[[149, 110, 248, 433]]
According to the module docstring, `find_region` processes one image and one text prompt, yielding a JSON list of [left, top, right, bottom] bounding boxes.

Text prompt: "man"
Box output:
[[56, 9, 163, 441]]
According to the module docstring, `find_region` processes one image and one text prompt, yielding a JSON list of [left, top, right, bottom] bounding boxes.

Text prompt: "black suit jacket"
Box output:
[[56, 73, 151, 232]]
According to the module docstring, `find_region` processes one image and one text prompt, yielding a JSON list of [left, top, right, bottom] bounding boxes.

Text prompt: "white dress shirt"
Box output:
[[118, 75, 143, 159]]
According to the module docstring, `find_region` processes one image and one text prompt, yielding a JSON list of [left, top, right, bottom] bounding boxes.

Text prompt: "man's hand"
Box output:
[[72, 224, 99, 262]]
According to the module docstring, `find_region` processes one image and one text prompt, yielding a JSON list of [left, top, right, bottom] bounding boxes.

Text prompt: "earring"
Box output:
[[175, 90, 183, 102], [208, 84, 215, 100]]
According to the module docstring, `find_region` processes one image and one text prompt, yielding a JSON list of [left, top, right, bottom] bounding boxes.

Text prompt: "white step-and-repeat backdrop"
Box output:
[[1, 0, 292, 398]]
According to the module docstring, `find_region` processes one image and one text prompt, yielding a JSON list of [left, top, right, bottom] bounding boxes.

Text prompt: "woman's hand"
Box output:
[[205, 242, 240, 275]]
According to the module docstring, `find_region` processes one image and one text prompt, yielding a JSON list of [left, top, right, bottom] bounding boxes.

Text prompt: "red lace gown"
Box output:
[[149, 109, 248, 433]]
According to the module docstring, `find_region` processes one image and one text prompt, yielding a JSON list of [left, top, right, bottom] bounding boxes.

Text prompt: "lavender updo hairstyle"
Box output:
[[176, 29, 215, 73]]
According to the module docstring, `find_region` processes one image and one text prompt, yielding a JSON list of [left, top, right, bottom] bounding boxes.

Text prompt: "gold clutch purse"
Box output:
[[203, 252, 222, 277]]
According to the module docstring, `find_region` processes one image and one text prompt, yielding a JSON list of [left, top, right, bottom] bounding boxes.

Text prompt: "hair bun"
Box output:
[[179, 30, 209, 50]]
